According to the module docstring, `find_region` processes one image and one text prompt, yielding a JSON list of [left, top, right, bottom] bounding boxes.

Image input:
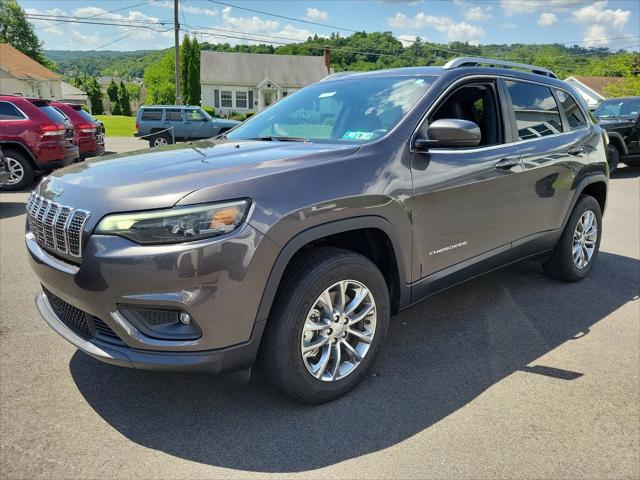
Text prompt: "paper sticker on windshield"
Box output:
[[343, 131, 375, 141], [319, 91, 336, 98]]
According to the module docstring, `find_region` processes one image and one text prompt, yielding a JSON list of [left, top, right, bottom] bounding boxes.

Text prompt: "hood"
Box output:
[[37, 139, 359, 222]]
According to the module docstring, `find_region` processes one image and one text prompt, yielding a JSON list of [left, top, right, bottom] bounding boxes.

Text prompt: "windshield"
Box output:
[[594, 98, 640, 119], [227, 75, 435, 143]]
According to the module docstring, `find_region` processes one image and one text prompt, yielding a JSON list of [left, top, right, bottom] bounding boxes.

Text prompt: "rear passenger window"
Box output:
[[165, 109, 183, 121], [555, 90, 587, 131], [505, 81, 562, 140], [0, 101, 26, 120], [141, 109, 162, 121]]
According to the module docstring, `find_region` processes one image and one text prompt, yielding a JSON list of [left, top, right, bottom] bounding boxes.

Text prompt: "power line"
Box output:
[[204, 0, 360, 33]]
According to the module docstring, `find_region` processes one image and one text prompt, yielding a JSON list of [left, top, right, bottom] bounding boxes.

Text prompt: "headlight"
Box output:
[[95, 200, 250, 244]]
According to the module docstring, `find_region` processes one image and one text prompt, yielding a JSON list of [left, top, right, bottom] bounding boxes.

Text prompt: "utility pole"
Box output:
[[174, 0, 181, 105]]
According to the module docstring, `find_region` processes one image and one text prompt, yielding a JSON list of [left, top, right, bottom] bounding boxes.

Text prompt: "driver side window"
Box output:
[[429, 82, 503, 147]]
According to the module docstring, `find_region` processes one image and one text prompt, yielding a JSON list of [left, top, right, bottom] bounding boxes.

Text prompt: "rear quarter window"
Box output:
[[555, 90, 587, 130], [141, 109, 162, 121], [38, 104, 68, 123], [505, 80, 563, 140]]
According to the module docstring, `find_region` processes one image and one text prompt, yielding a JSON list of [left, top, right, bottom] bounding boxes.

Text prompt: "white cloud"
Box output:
[[537, 13, 558, 27], [501, 0, 583, 16], [572, 1, 631, 47], [387, 12, 485, 44], [155, 1, 217, 17], [24, 7, 66, 35], [501, 22, 517, 29], [305, 8, 329, 22], [463, 6, 492, 22]]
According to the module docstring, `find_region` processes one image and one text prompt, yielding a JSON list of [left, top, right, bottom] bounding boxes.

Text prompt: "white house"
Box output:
[[0, 43, 62, 100], [564, 76, 625, 110], [200, 51, 330, 115]]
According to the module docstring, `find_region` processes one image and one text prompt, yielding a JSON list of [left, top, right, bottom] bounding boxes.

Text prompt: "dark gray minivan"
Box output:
[[27, 58, 608, 403], [135, 105, 240, 147]]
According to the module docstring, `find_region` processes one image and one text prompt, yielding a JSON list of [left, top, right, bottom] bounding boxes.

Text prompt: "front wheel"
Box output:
[[260, 247, 390, 403], [543, 195, 602, 282]]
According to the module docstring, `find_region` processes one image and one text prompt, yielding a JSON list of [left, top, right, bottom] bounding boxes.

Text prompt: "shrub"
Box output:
[[202, 106, 215, 117]]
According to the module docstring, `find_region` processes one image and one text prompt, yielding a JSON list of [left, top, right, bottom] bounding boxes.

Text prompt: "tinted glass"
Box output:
[[594, 98, 640, 119], [0, 101, 26, 120], [39, 105, 67, 123], [555, 90, 587, 131], [76, 109, 96, 122], [227, 75, 435, 143], [166, 109, 183, 121], [141, 109, 162, 120], [505, 81, 562, 140]]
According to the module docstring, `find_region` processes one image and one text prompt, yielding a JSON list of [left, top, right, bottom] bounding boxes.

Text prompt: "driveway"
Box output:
[[0, 167, 638, 479]]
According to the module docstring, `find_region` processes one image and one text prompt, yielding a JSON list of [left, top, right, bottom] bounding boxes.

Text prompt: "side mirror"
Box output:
[[413, 119, 481, 150]]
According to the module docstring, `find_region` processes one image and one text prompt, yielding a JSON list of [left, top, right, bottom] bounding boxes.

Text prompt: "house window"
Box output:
[[282, 91, 288, 97], [235, 91, 247, 109], [221, 91, 233, 108]]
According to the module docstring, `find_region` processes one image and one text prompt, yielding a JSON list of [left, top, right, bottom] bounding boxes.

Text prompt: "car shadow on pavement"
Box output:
[[69, 251, 639, 473], [0, 201, 26, 219], [611, 165, 640, 179]]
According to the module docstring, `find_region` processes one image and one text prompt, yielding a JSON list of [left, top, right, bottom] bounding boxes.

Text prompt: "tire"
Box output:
[[260, 247, 390, 403], [1, 149, 34, 191], [543, 195, 602, 282], [607, 145, 620, 173], [149, 133, 171, 148]]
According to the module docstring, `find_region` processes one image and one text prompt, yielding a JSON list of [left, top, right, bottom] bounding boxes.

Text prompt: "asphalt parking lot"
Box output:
[[0, 166, 638, 479]]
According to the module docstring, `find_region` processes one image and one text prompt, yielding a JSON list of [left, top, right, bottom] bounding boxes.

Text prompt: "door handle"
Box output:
[[495, 157, 521, 170], [567, 145, 585, 156]]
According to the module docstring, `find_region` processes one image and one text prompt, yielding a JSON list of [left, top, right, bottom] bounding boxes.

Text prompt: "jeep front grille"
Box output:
[[26, 192, 90, 258]]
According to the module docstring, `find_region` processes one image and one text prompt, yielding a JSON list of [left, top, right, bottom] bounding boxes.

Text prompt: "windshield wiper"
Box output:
[[248, 136, 308, 142]]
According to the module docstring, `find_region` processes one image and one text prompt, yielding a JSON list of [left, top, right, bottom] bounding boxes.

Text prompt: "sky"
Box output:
[[19, 0, 640, 52]]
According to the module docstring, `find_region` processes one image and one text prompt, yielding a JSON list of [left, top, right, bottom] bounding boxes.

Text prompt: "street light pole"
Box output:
[[174, 0, 181, 105]]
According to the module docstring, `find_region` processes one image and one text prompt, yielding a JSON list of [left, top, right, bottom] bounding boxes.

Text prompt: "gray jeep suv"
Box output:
[[27, 58, 608, 403], [135, 105, 240, 147]]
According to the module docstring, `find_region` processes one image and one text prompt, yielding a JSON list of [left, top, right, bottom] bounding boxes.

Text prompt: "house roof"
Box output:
[[200, 51, 329, 87], [566, 76, 624, 99], [61, 81, 87, 100], [0, 43, 60, 80]]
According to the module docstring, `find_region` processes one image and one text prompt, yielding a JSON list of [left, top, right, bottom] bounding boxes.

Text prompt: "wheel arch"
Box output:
[[563, 173, 608, 230], [0, 141, 37, 170], [255, 217, 410, 327], [607, 131, 628, 155]]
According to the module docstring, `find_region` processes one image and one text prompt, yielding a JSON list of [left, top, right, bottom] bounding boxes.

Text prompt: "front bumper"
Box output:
[[36, 291, 265, 372], [27, 223, 279, 373]]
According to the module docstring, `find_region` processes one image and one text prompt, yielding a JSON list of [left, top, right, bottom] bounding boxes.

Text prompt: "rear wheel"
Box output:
[[1, 150, 34, 191], [149, 133, 172, 148], [607, 145, 620, 173], [543, 195, 602, 282], [260, 247, 390, 403]]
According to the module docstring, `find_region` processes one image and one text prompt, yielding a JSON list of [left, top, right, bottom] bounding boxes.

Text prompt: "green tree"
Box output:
[[604, 76, 640, 97], [189, 36, 201, 105], [0, 0, 52, 67], [180, 35, 192, 104], [117, 80, 132, 116], [87, 78, 104, 115], [106, 79, 118, 103], [125, 82, 141, 102], [143, 52, 175, 105]]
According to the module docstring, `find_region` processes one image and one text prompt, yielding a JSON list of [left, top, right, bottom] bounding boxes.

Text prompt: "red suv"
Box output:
[[0, 96, 79, 190], [51, 102, 105, 160]]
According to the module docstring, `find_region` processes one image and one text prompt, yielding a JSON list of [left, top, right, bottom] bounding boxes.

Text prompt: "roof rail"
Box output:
[[443, 57, 558, 79]]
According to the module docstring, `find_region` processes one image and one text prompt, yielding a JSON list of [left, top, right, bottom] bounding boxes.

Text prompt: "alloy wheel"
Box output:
[[301, 280, 376, 382], [6, 157, 24, 186], [153, 137, 168, 147], [572, 210, 598, 269]]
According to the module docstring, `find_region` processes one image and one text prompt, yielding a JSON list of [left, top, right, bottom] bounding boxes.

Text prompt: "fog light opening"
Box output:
[[179, 312, 191, 325]]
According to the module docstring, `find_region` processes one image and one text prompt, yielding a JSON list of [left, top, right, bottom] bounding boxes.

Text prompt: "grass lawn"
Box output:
[[94, 115, 136, 137]]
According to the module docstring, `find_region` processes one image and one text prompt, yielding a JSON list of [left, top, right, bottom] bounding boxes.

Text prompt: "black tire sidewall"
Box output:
[[264, 250, 390, 403], [1, 150, 33, 191], [558, 196, 602, 281]]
